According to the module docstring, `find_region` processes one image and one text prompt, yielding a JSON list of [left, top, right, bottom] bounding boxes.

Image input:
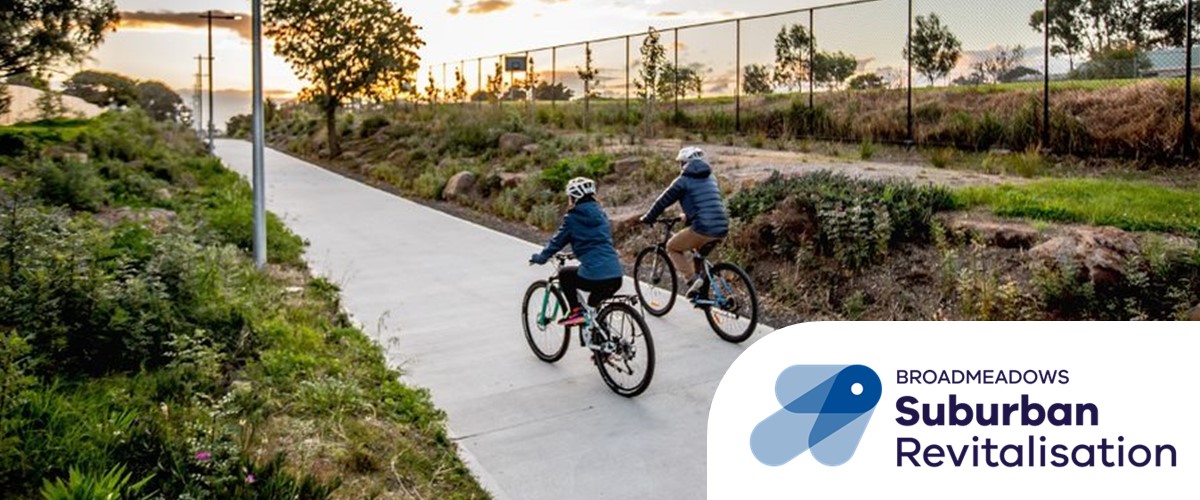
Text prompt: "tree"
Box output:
[[532, 82, 573, 101], [63, 70, 137, 108], [486, 61, 504, 103], [973, 45, 1024, 84], [847, 73, 885, 90], [999, 66, 1041, 83], [423, 70, 439, 104], [265, 0, 423, 157], [135, 80, 185, 122], [452, 67, 468, 103], [0, 0, 118, 78], [1072, 44, 1152, 79], [6, 72, 47, 89], [1030, 0, 1085, 72], [577, 46, 599, 99], [637, 27, 666, 101], [904, 14, 962, 86], [637, 27, 666, 136], [657, 64, 703, 100], [813, 51, 856, 90], [743, 64, 773, 95], [773, 24, 814, 91], [0, 83, 10, 116], [1030, 0, 1184, 72]]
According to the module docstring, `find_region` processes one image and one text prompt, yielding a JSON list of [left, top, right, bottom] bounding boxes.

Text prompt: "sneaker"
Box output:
[[558, 307, 586, 326], [685, 276, 706, 297]]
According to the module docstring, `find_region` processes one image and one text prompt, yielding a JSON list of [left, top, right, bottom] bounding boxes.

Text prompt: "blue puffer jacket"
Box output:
[[531, 198, 624, 281], [641, 159, 730, 237]]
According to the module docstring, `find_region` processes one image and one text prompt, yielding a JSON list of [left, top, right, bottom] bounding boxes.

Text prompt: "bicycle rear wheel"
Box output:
[[593, 302, 655, 397], [703, 263, 759, 344], [521, 280, 570, 362], [633, 246, 676, 317]]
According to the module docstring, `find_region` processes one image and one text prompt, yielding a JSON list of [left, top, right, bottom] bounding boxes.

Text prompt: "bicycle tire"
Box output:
[[633, 246, 677, 317], [703, 262, 759, 344], [521, 280, 571, 362], [593, 302, 655, 397]]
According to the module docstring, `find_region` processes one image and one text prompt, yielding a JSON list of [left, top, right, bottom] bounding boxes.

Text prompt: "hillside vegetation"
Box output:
[[241, 103, 1200, 322], [0, 112, 487, 499]]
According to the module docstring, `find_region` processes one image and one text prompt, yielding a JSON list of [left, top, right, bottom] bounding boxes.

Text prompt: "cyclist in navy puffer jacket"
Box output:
[[531, 177, 623, 326], [640, 147, 730, 297]]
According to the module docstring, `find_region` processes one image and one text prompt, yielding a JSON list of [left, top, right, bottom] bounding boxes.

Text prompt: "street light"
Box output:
[[199, 11, 241, 153], [251, 1, 266, 268]]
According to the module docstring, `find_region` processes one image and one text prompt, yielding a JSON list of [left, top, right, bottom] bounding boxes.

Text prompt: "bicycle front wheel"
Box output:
[[593, 302, 655, 397], [703, 263, 759, 344], [633, 246, 676, 317], [521, 280, 570, 362]]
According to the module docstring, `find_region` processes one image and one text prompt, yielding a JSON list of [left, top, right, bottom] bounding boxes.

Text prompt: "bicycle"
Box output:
[[633, 217, 759, 343], [522, 253, 655, 397]]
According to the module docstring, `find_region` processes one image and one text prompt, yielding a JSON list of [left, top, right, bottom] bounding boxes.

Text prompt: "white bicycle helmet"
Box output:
[[566, 176, 597, 201], [676, 146, 706, 163]]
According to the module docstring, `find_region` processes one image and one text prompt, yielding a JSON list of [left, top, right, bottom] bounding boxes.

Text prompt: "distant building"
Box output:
[[1141, 47, 1200, 78]]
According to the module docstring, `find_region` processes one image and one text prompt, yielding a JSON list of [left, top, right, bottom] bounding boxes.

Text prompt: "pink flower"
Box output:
[[245, 473, 256, 484], [194, 451, 212, 461]]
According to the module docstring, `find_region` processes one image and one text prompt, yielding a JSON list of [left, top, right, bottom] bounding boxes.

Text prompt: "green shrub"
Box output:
[[23, 159, 109, 211], [357, 115, 391, 139], [526, 202, 561, 231], [539, 153, 612, 191], [39, 465, 153, 500], [859, 137, 876, 161], [728, 171, 957, 269], [414, 170, 450, 199]]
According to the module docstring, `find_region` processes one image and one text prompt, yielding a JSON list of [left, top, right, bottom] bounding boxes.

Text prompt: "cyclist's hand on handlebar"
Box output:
[[529, 253, 547, 266]]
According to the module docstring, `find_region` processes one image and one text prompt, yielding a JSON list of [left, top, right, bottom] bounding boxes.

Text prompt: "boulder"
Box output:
[[1028, 227, 1139, 286], [946, 218, 1039, 249], [95, 207, 177, 233], [499, 133, 534, 153], [62, 152, 89, 164], [521, 143, 541, 155], [613, 157, 645, 177], [498, 172, 529, 189], [442, 171, 477, 200], [1189, 304, 1200, 321]]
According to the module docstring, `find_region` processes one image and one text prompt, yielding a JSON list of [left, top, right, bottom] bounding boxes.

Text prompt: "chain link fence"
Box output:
[[426, 0, 1198, 159]]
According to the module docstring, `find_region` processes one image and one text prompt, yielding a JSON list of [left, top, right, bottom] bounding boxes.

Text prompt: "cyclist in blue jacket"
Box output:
[[530, 177, 624, 326], [640, 146, 730, 297]]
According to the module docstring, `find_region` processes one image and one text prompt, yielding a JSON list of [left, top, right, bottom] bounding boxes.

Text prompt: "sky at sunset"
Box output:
[[78, 0, 1054, 128]]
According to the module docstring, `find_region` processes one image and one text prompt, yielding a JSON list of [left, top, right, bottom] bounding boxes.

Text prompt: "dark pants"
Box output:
[[559, 266, 622, 310]]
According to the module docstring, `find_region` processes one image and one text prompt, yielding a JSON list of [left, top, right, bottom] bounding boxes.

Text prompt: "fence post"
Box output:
[[477, 58, 482, 107], [808, 9, 815, 135], [674, 28, 680, 117], [551, 47, 557, 108], [1186, 0, 1195, 157], [1043, 0, 1051, 149], [906, 0, 914, 146], [525, 51, 532, 122], [626, 35, 632, 134], [736, 19, 742, 133], [442, 63, 447, 103], [585, 41, 592, 133]]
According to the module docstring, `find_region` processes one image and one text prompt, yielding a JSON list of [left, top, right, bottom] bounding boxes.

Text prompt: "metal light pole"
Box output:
[[200, 11, 241, 153], [251, 0, 267, 268]]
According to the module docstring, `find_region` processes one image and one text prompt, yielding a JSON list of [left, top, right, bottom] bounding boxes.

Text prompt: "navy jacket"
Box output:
[[532, 198, 624, 281], [642, 159, 730, 237]]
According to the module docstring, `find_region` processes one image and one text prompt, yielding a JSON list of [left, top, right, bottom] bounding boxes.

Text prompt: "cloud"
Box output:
[[449, 0, 515, 15], [119, 11, 251, 41], [468, 0, 515, 14]]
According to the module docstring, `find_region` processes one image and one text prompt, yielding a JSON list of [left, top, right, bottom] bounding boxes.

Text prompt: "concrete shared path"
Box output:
[[215, 140, 769, 499]]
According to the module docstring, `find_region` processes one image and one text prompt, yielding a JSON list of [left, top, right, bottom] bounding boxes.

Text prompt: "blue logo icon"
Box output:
[[750, 365, 881, 466]]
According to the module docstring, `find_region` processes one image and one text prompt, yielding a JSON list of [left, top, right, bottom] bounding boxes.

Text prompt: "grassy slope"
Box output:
[[0, 113, 486, 499], [956, 179, 1200, 236]]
